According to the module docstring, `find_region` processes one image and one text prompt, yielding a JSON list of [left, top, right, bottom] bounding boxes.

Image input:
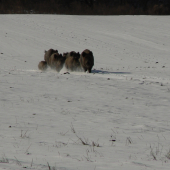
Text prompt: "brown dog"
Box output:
[[80, 49, 94, 73], [49, 53, 66, 72], [65, 51, 81, 71], [38, 61, 48, 71], [44, 49, 58, 65]]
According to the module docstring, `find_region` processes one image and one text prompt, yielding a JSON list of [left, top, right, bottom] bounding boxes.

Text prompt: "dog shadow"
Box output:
[[92, 69, 131, 74]]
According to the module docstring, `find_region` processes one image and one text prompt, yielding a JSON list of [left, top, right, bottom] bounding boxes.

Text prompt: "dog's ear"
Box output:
[[44, 50, 47, 54]]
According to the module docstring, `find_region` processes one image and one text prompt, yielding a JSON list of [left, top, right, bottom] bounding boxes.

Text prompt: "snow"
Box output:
[[1, 15, 170, 170]]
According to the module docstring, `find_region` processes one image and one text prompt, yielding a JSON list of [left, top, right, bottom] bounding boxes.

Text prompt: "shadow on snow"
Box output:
[[92, 69, 131, 75]]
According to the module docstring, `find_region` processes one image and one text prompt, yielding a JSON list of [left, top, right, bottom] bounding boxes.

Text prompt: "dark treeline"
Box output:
[[0, 0, 170, 14]]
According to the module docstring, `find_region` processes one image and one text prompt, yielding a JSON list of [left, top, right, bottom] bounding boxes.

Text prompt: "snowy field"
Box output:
[[1, 15, 170, 170]]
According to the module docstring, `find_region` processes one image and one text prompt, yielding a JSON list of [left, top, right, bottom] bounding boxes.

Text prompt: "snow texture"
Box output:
[[1, 15, 170, 170]]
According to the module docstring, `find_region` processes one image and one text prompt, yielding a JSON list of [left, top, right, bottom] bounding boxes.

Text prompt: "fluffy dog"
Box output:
[[49, 53, 66, 72], [44, 49, 58, 65], [65, 51, 81, 71], [38, 61, 48, 71], [80, 49, 94, 73]]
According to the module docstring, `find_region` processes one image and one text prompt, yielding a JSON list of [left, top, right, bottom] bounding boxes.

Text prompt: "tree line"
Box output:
[[0, 0, 169, 14]]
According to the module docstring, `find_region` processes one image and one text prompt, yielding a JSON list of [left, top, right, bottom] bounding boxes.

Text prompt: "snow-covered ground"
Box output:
[[1, 15, 170, 170]]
